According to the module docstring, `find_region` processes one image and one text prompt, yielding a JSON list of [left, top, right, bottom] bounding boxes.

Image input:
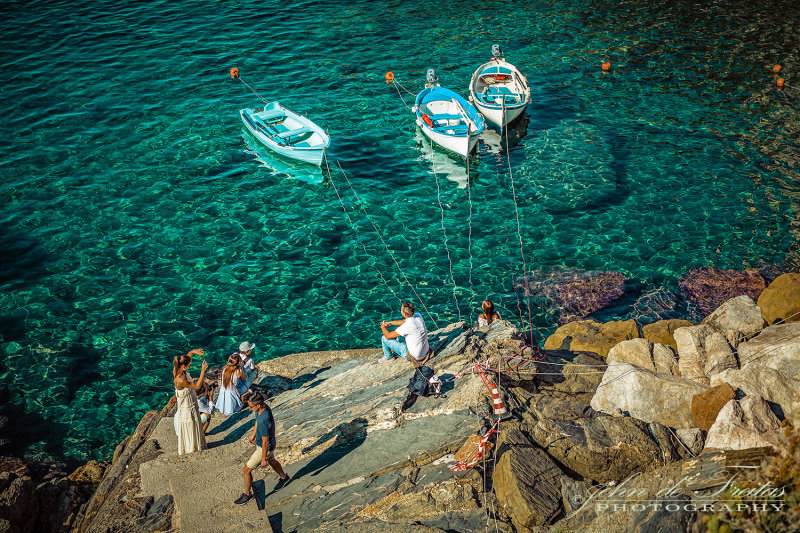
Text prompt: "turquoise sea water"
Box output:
[[1, 0, 798, 466]]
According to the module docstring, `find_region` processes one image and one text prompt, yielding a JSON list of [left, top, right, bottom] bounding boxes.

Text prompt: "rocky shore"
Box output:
[[1, 273, 798, 532]]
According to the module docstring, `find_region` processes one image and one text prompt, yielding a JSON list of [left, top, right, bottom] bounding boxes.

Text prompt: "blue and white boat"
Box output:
[[240, 102, 329, 166], [469, 45, 530, 128], [413, 69, 485, 158]]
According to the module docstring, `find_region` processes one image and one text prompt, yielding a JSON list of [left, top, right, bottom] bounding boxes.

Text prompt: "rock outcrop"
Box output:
[[705, 395, 783, 450], [641, 318, 693, 351], [70, 285, 800, 533], [757, 272, 800, 325], [543, 319, 640, 357], [590, 362, 708, 428], [607, 338, 679, 375], [690, 382, 736, 432]]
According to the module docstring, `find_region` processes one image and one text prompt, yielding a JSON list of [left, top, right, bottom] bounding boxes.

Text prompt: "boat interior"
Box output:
[[246, 109, 318, 146]]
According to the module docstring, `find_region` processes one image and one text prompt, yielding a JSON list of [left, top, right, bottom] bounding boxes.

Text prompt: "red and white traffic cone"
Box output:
[[489, 381, 508, 417]]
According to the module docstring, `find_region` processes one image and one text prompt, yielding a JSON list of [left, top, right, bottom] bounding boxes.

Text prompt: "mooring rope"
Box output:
[[503, 101, 535, 345], [322, 153, 400, 308], [429, 135, 462, 322], [334, 160, 440, 330], [466, 149, 475, 307]]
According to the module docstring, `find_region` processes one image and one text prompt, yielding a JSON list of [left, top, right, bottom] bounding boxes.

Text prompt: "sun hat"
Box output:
[[239, 341, 256, 352]]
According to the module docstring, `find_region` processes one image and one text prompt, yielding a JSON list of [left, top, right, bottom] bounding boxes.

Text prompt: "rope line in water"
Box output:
[[334, 160, 440, 330], [429, 135, 462, 322], [322, 153, 400, 307], [502, 102, 535, 346], [236, 76, 269, 105], [390, 80, 412, 110], [466, 149, 475, 308]]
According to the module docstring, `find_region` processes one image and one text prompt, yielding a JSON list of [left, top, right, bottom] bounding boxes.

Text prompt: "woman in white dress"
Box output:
[[173, 351, 209, 455]]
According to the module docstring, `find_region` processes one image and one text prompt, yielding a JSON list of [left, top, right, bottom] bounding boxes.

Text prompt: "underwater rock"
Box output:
[[678, 267, 766, 316], [518, 269, 627, 325]]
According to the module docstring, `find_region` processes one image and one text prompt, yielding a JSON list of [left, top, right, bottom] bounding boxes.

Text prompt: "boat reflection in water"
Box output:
[[479, 113, 529, 155], [241, 129, 325, 185], [413, 129, 480, 189]]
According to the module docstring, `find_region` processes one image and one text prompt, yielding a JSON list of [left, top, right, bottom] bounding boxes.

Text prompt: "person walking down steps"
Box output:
[[234, 391, 291, 505]]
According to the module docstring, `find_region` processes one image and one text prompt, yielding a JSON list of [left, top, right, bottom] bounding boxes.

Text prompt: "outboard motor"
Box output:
[[491, 44, 503, 59], [426, 68, 438, 86]]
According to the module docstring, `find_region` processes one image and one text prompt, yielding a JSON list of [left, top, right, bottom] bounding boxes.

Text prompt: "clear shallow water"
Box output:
[[0, 0, 798, 465]]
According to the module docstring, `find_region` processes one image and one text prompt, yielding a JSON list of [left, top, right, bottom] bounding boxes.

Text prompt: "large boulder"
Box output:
[[641, 319, 694, 351], [678, 267, 766, 316], [757, 272, 800, 325], [712, 365, 800, 426], [590, 362, 708, 428], [690, 382, 736, 431], [737, 322, 800, 370], [701, 295, 764, 347], [0, 474, 39, 533], [518, 392, 686, 483], [544, 319, 640, 358], [673, 325, 736, 384], [704, 395, 782, 450], [607, 338, 679, 375], [493, 427, 563, 529]]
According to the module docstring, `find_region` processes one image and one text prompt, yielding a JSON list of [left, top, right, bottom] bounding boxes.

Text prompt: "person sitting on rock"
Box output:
[[380, 302, 432, 367], [236, 340, 257, 382], [235, 392, 290, 505], [196, 381, 215, 434], [216, 354, 247, 416], [477, 299, 501, 327]]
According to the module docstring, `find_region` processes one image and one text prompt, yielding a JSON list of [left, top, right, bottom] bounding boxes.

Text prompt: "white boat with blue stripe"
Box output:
[[469, 45, 530, 128], [413, 69, 485, 158], [239, 102, 330, 166]]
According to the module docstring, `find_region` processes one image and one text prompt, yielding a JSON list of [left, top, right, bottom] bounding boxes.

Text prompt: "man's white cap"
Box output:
[[239, 341, 256, 352]]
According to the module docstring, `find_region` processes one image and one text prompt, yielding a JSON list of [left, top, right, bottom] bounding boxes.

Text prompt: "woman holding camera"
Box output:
[[173, 350, 209, 455]]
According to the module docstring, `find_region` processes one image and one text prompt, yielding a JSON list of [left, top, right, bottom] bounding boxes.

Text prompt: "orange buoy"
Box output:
[[773, 64, 782, 74], [422, 114, 433, 127], [601, 61, 611, 72], [777, 78, 785, 88], [230, 67, 240, 79], [385, 71, 395, 84]]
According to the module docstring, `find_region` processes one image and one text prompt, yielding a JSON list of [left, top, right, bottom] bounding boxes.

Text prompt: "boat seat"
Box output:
[[251, 115, 276, 133], [436, 124, 470, 135], [277, 126, 312, 139], [429, 113, 463, 122], [259, 110, 286, 124]]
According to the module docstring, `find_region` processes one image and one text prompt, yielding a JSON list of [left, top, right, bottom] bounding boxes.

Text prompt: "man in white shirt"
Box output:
[[380, 302, 431, 364]]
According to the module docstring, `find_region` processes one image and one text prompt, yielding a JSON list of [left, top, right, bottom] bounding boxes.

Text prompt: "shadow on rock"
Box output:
[[295, 418, 368, 479]]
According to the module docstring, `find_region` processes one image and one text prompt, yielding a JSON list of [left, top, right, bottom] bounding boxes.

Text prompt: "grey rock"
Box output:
[[590, 362, 708, 428], [607, 338, 679, 375], [675, 428, 705, 456], [701, 295, 765, 347], [705, 394, 782, 450]]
